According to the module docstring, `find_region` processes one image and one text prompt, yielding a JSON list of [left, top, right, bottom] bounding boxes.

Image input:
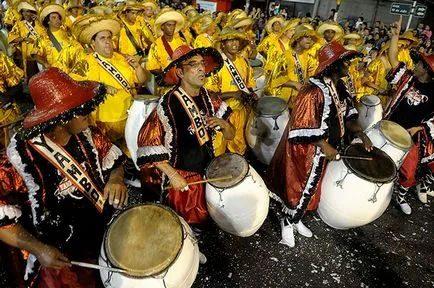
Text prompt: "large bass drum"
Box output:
[[246, 96, 290, 164], [318, 144, 397, 229], [125, 94, 159, 169], [99, 204, 199, 288], [205, 153, 269, 237]]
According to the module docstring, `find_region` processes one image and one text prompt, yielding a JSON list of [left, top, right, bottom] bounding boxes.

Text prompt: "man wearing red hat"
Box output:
[[0, 68, 128, 287], [266, 42, 372, 248], [386, 17, 434, 213], [137, 45, 234, 227]]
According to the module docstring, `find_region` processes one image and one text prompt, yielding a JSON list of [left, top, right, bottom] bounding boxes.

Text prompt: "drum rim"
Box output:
[[343, 144, 397, 183], [104, 203, 185, 278], [378, 120, 413, 150], [133, 94, 160, 103], [360, 95, 381, 107], [249, 59, 263, 67], [253, 96, 288, 117], [205, 152, 250, 189]]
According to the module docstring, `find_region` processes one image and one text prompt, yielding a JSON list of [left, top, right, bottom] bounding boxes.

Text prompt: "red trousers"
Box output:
[[399, 142, 434, 188]]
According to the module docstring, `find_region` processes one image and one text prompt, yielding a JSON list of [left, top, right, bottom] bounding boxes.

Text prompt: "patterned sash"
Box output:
[[221, 53, 250, 94], [93, 52, 131, 90], [24, 21, 39, 38]]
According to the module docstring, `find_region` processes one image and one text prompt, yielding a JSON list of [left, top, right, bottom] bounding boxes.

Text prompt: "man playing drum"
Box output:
[[0, 68, 128, 287], [266, 42, 372, 248], [137, 45, 234, 228], [386, 17, 434, 213]]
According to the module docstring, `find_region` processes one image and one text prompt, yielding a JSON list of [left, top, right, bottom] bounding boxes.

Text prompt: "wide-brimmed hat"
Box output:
[[78, 16, 121, 44], [317, 21, 344, 42], [181, 5, 196, 17], [410, 51, 434, 74], [315, 42, 362, 75], [279, 18, 300, 37], [265, 15, 285, 34], [226, 9, 247, 23], [89, 5, 110, 15], [156, 45, 223, 86], [154, 9, 185, 36], [289, 24, 319, 46], [378, 40, 407, 55], [17, 1, 37, 12], [197, 15, 215, 34], [228, 16, 254, 30], [65, 0, 83, 11], [213, 26, 249, 50], [121, 0, 144, 12], [142, 0, 157, 10], [21, 67, 106, 139], [400, 31, 419, 47], [39, 4, 66, 23], [71, 15, 98, 39], [343, 33, 363, 47]]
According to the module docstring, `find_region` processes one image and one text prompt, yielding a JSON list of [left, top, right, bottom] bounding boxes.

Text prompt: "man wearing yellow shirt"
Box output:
[[268, 25, 318, 108], [193, 15, 216, 48], [3, 0, 20, 30], [71, 17, 147, 154], [138, 0, 157, 47], [64, 0, 83, 34], [205, 27, 256, 156], [117, 2, 148, 59], [257, 15, 284, 59], [312, 21, 344, 59], [8, 1, 44, 80]]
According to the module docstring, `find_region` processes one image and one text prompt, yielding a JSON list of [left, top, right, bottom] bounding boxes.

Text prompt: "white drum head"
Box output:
[[253, 96, 288, 117], [361, 95, 381, 107], [205, 153, 249, 189], [378, 120, 412, 150]]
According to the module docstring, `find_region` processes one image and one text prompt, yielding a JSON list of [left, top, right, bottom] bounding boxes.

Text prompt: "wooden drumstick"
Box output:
[[338, 155, 373, 161], [164, 175, 233, 190], [71, 261, 128, 274]]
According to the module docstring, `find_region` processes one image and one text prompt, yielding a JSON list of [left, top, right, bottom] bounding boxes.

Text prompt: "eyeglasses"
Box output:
[[182, 60, 206, 69]]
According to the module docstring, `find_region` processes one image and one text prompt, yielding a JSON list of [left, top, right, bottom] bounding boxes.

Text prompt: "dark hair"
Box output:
[[42, 12, 62, 28], [359, 17, 364, 21], [366, 39, 375, 45]]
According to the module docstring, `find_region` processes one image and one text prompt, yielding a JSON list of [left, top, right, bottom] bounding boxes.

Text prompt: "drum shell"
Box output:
[[125, 99, 158, 169], [253, 67, 266, 98], [357, 95, 382, 131], [246, 109, 290, 165], [99, 216, 199, 288], [364, 123, 411, 167], [205, 165, 269, 237], [318, 160, 394, 229]]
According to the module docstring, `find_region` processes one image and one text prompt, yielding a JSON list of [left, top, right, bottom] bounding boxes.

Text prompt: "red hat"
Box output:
[[21, 67, 106, 138], [315, 41, 362, 76], [157, 46, 223, 86]]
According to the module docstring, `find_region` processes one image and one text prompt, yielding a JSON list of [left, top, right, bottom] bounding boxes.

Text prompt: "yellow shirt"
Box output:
[[138, 17, 156, 46], [37, 29, 75, 66], [193, 33, 213, 48], [118, 20, 148, 57], [268, 47, 318, 107], [146, 36, 186, 73], [399, 48, 413, 70], [264, 38, 289, 75], [0, 52, 24, 93], [257, 33, 279, 58], [346, 58, 364, 102], [69, 52, 139, 122], [365, 55, 390, 95], [205, 54, 255, 111], [308, 38, 325, 60]]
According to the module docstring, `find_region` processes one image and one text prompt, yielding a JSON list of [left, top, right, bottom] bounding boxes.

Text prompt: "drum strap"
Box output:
[[221, 53, 251, 94], [122, 21, 145, 57], [278, 39, 286, 52], [324, 77, 345, 137], [29, 135, 105, 213], [143, 20, 155, 38], [173, 87, 210, 146], [24, 21, 39, 38], [93, 52, 131, 91], [345, 75, 356, 98], [161, 36, 174, 59], [47, 29, 63, 53], [292, 51, 305, 84]]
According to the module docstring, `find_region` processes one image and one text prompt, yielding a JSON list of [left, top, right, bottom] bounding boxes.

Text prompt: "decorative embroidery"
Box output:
[[93, 52, 131, 90], [221, 53, 251, 94]]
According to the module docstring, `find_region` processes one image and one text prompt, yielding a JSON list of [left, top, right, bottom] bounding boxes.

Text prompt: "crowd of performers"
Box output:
[[0, 0, 433, 287]]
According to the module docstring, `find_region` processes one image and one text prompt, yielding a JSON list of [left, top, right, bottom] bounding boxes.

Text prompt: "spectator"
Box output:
[[422, 25, 432, 40], [355, 16, 364, 30]]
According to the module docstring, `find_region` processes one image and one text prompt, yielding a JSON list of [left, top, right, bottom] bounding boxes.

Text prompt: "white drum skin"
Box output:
[[125, 98, 158, 169], [246, 105, 290, 165], [205, 165, 269, 237], [99, 216, 199, 288], [358, 95, 383, 131], [364, 121, 412, 167], [318, 160, 394, 230]]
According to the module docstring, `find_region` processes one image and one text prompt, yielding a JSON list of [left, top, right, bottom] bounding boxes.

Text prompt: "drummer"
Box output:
[[0, 68, 127, 287], [137, 45, 234, 229], [266, 42, 373, 248], [386, 17, 434, 213]]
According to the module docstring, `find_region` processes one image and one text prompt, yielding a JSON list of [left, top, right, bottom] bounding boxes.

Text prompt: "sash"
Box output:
[[143, 20, 155, 38], [24, 21, 39, 38], [293, 51, 305, 84], [324, 78, 345, 137], [221, 53, 250, 94], [29, 135, 105, 213], [173, 87, 210, 146], [161, 36, 174, 59], [47, 29, 63, 53], [123, 22, 144, 57], [93, 52, 131, 90]]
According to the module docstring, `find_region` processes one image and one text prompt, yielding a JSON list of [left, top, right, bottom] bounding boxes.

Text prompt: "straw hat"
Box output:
[[78, 16, 121, 44], [181, 5, 196, 17], [65, 0, 83, 11], [226, 9, 247, 23], [90, 5, 110, 15], [71, 15, 98, 39], [142, 0, 157, 10], [21, 67, 106, 138], [214, 26, 249, 50], [157, 45, 223, 86], [227, 16, 254, 30], [315, 42, 362, 75], [289, 24, 319, 47], [279, 18, 300, 37], [197, 15, 215, 34], [265, 15, 285, 34], [39, 4, 66, 23], [317, 21, 344, 42], [154, 9, 185, 36], [378, 40, 408, 55], [343, 33, 363, 47], [121, 0, 144, 12], [17, 1, 37, 12], [400, 31, 419, 48]]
